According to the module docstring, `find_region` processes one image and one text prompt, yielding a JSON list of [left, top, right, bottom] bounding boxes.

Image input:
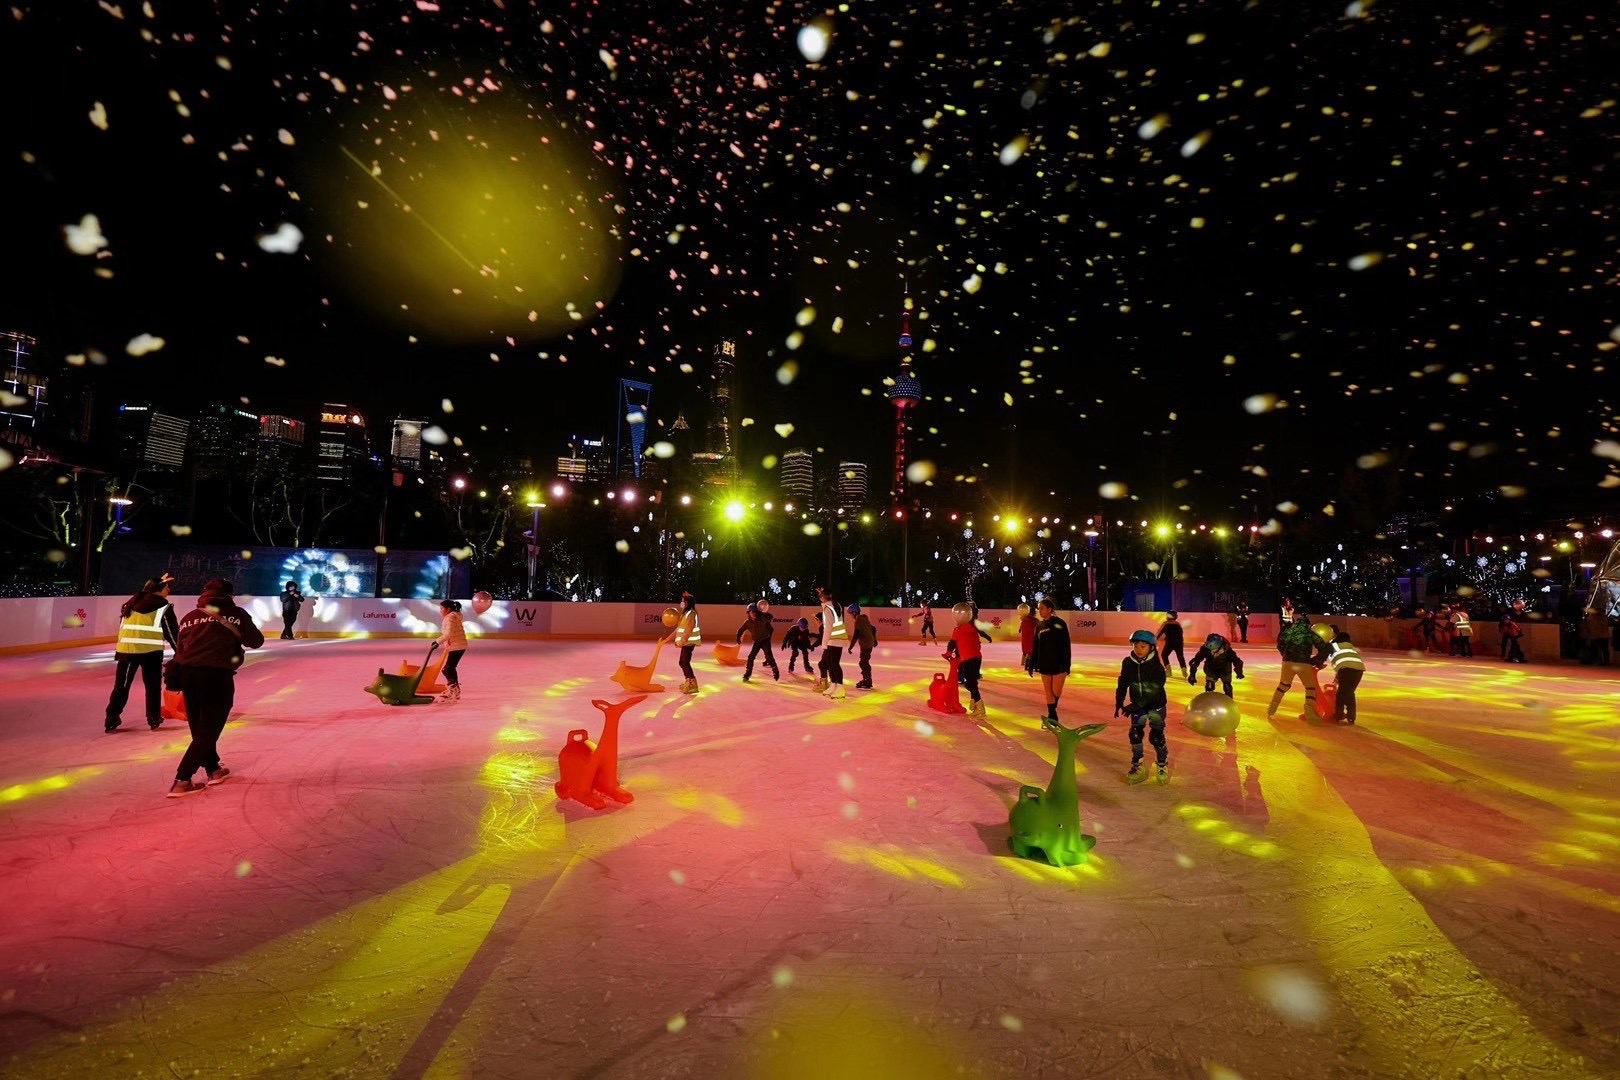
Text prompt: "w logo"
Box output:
[[513, 606, 538, 622]]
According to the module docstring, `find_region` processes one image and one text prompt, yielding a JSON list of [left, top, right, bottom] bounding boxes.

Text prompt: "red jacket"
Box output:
[[951, 623, 984, 661], [1019, 615, 1037, 653]]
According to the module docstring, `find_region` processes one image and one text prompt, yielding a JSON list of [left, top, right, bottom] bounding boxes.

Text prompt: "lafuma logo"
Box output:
[[362, 611, 397, 620], [513, 606, 538, 622]]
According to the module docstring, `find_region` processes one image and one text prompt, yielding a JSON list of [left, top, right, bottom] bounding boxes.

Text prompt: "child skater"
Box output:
[[436, 599, 468, 702], [913, 601, 938, 646], [1187, 632, 1245, 697], [1157, 610, 1187, 678], [1018, 605, 1038, 677], [736, 602, 780, 682], [946, 603, 994, 718], [674, 591, 702, 694], [849, 603, 878, 689], [1029, 598, 1072, 725], [1327, 631, 1366, 723], [1115, 629, 1170, 784], [813, 587, 848, 698], [1269, 610, 1330, 720], [783, 617, 815, 675]]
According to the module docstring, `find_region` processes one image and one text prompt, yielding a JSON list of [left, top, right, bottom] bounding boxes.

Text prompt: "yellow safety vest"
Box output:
[[117, 606, 168, 654], [679, 609, 702, 645], [824, 603, 847, 641]]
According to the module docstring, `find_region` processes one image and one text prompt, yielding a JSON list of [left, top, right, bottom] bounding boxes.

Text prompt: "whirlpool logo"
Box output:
[[513, 607, 539, 622]]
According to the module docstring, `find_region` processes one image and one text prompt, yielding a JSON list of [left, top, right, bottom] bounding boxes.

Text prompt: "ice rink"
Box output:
[[1, 635, 1617, 1078]]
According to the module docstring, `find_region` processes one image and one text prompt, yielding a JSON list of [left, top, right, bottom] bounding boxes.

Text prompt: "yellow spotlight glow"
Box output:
[[724, 500, 746, 523], [1000, 517, 1020, 535], [1155, 524, 1172, 539]]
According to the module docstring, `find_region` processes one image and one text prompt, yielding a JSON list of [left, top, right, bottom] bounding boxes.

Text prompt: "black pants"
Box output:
[[1236, 616, 1249, 643], [822, 645, 844, 684], [1203, 674, 1234, 698], [1128, 707, 1168, 765], [960, 656, 982, 701], [1333, 668, 1364, 721], [920, 619, 935, 642], [443, 648, 465, 685], [856, 645, 873, 685], [106, 651, 163, 727], [788, 644, 812, 671], [1505, 637, 1525, 663], [1584, 640, 1611, 666], [1161, 644, 1185, 671], [745, 639, 779, 678], [176, 668, 235, 781], [679, 645, 696, 680], [1456, 634, 1473, 657], [281, 612, 297, 639]]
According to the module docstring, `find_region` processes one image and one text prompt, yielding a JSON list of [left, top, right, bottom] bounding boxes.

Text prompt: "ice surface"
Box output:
[[1, 638, 1616, 1077]]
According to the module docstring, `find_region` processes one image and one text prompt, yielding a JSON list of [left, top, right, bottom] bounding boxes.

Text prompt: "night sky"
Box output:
[[4, 1, 1617, 526]]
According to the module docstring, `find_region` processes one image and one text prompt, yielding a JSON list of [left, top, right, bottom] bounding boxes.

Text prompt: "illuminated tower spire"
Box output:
[[885, 283, 922, 509]]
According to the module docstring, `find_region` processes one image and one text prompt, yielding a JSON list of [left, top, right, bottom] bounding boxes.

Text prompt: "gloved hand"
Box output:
[[1187, 675, 1196, 686], [1237, 672, 1245, 680]]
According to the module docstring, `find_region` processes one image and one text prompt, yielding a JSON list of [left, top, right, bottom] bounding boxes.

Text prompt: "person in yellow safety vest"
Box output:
[[674, 591, 702, 694], [1327, 631, 1367, 724], [105, 574, 179, 733], [812, 586, 848, 698]]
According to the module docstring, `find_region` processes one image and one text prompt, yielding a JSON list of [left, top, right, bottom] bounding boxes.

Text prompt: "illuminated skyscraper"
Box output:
[[780, 447, 814, 507], [690, 340, 740, 485], [0, 331, 45, 434], [837, 461, 869, 512], [316, 404, 368, 486], [391, 418, 425, 471], [115, 404, 190, 471], [194, 403, 261, 479]]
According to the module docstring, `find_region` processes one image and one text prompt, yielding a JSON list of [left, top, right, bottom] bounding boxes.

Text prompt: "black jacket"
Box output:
[[175, 589, 265, 670], [1031, 615, 1071, 673], [782, 625, 814, 652], [1157, 618, 1184, 649], [281, 589, 304, 616], [736, 612, 775, 644], [1115, 653, 1169, 713], [1188, 640, 1244, 680]]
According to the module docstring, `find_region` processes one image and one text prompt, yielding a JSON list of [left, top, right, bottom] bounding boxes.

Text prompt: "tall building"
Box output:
[[780, 447, 815, 507], [256, 414, 307, 479], [115, 404, 190, 471], [616, 379, 653, 479], [837, 461, 869, 512], [193, 403, 261, 479], [557, 436, 613, 483], [886, 291, 923, 509], [691, 340, 740, 486], [0, 330, 45, 434], [391, 418, 425, 472], [316, 404, 369, 486]]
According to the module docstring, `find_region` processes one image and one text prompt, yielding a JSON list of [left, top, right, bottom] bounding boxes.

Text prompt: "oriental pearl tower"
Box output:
[[886, 294, 922, 511]]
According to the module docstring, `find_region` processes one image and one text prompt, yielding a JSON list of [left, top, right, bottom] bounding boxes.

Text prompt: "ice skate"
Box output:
[[1126, 761, 1148, 784], [812, 677, 828, 693], [440, 683, 461, 703], [1156, 764, 1170, 785], [827, 685, 847, 700], [969, 699, 986, 718]]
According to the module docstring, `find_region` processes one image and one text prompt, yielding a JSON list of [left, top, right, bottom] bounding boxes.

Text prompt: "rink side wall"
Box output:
[[0, 598, 1564, 662]]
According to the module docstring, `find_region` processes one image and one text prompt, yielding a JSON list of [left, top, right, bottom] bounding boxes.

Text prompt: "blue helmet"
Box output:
[[1129, 630, 1157, 646], [797, 617, 809, 629], [848, 603, 861, 615], [747, 603, 759, 614]]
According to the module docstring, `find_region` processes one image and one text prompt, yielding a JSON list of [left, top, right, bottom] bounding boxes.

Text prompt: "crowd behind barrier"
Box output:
[[0, 597, 1564, 662]]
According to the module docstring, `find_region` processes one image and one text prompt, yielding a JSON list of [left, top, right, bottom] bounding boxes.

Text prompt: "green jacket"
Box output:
[[1277, 621, 1329, 664]]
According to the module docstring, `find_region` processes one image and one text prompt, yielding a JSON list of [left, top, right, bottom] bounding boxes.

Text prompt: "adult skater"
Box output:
[[436, 599, 467, 701], [1157, 610, 1187, 678], [1234, 599, 1251, 644], [812, 586, 847, 698], [167, 579, 264, 797], [105, 573, 179, 733], [280, 580, 305, 640], [1269, 610, 1331, 721], [1029, 598, 1072, 725], [736, 602, 780, 682], [1451, 606, 1473, 657], [674, 591, 702, 694], [1327, 632, 1367, 723]]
